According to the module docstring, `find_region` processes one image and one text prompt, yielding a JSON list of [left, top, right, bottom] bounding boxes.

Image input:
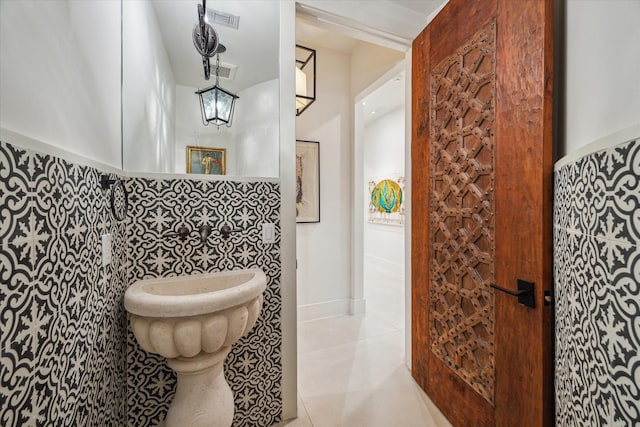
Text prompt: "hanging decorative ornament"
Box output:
[[192, 1, 218, 57]]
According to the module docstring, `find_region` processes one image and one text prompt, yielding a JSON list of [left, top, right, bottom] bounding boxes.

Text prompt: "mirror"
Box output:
[[122, 0, 280, 177]]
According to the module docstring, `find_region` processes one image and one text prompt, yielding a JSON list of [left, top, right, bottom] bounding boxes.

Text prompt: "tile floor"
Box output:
[[280, 261, 451, 427]]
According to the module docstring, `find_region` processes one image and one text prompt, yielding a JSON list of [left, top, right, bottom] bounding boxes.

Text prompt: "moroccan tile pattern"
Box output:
[[0, 140, 128, 426], [554, 138, 640, 425], [125, 177, 282, 427], [429, 22, 496, 403], [1, 139, 283, 426]]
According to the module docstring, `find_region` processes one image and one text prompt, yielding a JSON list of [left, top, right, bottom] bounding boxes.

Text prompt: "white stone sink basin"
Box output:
[[124, 268, 267, 427], [125, 268, 267, 358]]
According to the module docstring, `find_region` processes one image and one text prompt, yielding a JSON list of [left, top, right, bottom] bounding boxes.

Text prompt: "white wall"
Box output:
[[173, 79, 279, 177], [564, 0, 640, 155], [122, 0, 176, 173], [363, 107, 405, 274], [0, 0, 121, 168], [235, 79, 280, 177], [296, 45, 352, 319], [279, 2, 298, 420]]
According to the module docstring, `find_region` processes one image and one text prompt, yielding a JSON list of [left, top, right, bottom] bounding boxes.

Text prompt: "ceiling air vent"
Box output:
[[206, 9, 240, 30], [216, 62, 238, 80]]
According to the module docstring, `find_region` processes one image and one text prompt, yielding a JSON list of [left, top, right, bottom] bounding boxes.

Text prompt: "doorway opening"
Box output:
[[359, 71, 406, 333], [294, 12, 408, 326], [290, 4, 443, 424], [295, 11, 409, 329]]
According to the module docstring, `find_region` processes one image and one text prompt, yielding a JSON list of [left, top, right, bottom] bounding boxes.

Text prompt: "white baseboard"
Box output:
[[297, 299, 350, 322], [350, 298, 366, 315]]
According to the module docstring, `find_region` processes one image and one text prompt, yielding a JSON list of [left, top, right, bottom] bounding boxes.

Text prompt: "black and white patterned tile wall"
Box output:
[[1, 138, 283, 426], [554, 138, 640, 425], [125, 177, 282, 427], [0, 140, 129, 426]]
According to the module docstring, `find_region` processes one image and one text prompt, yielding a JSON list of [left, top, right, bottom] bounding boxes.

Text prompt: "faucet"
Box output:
[[219, 224, 241, 239], [165, 225, 191, 242], [198, 224, 212, 244]]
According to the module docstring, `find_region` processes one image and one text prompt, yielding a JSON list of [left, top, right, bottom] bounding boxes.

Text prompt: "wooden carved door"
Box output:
[[411, 0, 554, 426]]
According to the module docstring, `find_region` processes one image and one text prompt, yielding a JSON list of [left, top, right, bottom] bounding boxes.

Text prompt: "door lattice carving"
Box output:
[[429, 22, 496, 404]]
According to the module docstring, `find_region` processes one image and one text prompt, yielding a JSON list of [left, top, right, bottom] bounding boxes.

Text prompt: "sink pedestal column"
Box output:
[[165, 347, 233, 427]]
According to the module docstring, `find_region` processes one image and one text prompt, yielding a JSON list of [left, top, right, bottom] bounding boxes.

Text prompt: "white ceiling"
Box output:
[[363, 71, 405, 125], [296, 21, 361, 53], [150, 0, 279, 92], [296, 0, 448, 44], [147, 0, 447, 95], [387, 0, 447, 16]]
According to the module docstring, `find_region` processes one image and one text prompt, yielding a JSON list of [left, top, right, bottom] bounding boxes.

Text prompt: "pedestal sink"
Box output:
[[124, 269, 267, 427]]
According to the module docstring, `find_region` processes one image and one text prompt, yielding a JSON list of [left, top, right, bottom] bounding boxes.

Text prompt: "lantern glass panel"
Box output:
[[200, 87, 235, 123]]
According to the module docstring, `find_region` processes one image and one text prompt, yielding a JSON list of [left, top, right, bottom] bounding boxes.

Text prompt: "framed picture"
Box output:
[[186, 146, 226, 175], [296, 140, 320, 223], [368, 174, 405, 226]]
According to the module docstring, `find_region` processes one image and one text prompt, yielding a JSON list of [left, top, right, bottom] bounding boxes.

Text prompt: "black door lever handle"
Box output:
[[490, 283, 528, 296], [490, 280, 535, 308]]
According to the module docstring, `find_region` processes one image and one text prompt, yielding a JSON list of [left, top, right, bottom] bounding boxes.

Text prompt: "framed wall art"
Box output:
[[296, 140, 320, 223], [368, 174, 405, 225], [186, 146, 226, 175]]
